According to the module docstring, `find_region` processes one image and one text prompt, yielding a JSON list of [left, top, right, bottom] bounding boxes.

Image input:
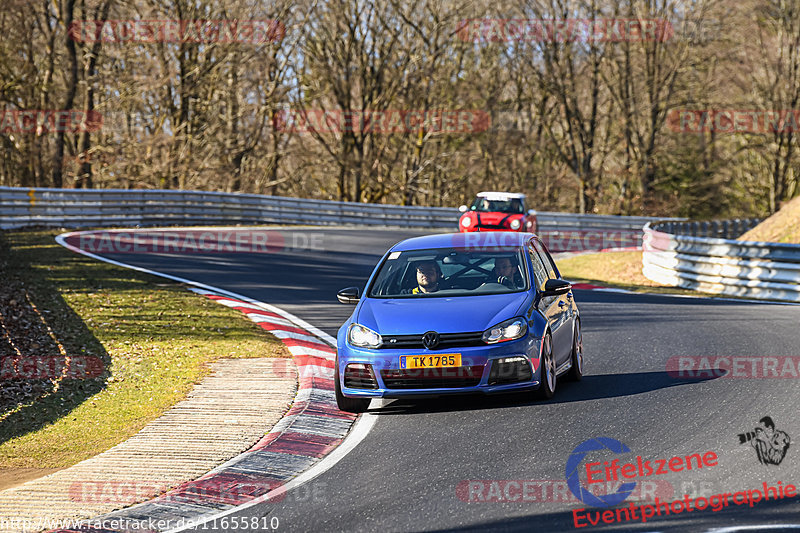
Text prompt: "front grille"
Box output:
[[380, 366, 484, 389], [487, 358, 533, 386], [475, 223, 507, 230], [344, 364, 378, 389], [379, 332, 484, 350]]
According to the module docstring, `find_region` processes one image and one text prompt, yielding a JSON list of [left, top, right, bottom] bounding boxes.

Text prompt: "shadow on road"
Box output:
[[370, 371, 719, 415]]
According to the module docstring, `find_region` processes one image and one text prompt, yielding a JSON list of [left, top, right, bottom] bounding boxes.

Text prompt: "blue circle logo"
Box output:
[[565, 437, 637, 507]]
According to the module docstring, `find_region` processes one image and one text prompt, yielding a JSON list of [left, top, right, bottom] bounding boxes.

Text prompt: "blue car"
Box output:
[[334, 232, 583, 413]]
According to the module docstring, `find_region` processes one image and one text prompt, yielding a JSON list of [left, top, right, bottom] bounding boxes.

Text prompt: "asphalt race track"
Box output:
[[77, 227, 800, 532]]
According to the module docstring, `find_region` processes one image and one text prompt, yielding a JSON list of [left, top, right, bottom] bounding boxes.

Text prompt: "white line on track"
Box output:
[[164, 411, 379, 533], [704, 526, 800, 532], [56, 230, 336, 344]]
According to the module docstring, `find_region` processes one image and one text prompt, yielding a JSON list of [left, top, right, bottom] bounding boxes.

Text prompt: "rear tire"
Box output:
[[567, 320, 583, 382], [536, 333, 556, 400], [335, 364, 370, 413]]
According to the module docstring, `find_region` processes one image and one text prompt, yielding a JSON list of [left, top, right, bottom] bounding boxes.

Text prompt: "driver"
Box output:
[[493, 256, 520, 288], [409, 260, 443, 294]]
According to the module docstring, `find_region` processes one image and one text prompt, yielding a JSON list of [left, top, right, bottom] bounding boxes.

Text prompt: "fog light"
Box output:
[[488, 356, 533, 385], [344, 363, 378, 389]]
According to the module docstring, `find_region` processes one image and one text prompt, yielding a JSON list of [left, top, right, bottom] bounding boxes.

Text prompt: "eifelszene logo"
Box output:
[[738, 416, 790, 466], [566, 437, 637, 507], [566, 437, 719, 508]]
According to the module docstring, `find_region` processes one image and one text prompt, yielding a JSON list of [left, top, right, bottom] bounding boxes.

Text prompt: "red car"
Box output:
[[458, 192, 538, 233]]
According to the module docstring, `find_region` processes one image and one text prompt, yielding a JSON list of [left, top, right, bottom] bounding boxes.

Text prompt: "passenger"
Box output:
[[493, 257, 520, 288]]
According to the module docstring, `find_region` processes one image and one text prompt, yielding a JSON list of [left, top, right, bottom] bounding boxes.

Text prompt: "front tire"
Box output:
[[536, 333, 556, 400], [567, 320, 583, 382], [335, 364, 370, 413]]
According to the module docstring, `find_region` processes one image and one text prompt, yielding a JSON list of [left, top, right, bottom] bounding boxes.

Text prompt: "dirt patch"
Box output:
[[0, 467, 63, 491]]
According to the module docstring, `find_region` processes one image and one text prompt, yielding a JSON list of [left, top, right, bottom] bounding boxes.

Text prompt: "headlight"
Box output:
[[509, 219, 521, 230], [482, 317, 528, 344], [348, 323, 382, 348], [461, 216, 472, 228]]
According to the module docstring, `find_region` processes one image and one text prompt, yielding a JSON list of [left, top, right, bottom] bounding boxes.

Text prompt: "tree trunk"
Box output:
[[52, 0, 78, 188]]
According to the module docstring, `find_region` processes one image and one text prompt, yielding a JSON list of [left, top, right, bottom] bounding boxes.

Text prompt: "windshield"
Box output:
[[368, 247, 528, 298], [469, 197, 524, 214]]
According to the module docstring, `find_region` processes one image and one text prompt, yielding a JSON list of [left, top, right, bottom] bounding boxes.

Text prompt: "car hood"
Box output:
[[357, 293, 530, 335]]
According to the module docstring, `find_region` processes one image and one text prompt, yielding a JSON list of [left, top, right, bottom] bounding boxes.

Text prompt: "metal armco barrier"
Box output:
[[651, 218, 762, 239], [0, 187, 662, 238], [642, 221, 800, 302]]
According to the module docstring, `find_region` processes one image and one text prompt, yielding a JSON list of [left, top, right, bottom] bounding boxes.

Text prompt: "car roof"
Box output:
[[391, 232, 534, 252], [476, 191, 526, 200]]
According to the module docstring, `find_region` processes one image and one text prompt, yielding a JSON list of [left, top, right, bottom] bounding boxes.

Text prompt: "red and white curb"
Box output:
[[75, 290, 361, 531], [51, 231, 378, 533]]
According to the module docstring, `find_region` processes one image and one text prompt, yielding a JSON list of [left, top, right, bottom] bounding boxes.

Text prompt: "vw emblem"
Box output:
[[422, 331, 440, 350]]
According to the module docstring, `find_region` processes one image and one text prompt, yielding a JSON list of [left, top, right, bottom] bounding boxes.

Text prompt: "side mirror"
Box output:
[[458, 205, 468, 213], [528, 209, 537, 216], [337, 287, 360, 304], [542, 279, 571, 297]]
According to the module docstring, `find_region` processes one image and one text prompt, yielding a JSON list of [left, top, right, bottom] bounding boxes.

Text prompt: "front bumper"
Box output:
[[337, 336, 542, 398]]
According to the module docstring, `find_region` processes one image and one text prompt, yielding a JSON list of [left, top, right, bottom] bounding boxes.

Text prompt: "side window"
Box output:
[[527, 245, 548, 291], [532, 239, 558, 280]]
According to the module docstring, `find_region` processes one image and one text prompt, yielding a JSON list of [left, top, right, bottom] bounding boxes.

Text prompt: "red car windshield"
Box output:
[[469, 197, 524, 214]]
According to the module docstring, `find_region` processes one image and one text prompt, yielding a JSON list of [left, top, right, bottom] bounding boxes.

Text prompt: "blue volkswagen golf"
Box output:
[[334, 232, 583, 413]]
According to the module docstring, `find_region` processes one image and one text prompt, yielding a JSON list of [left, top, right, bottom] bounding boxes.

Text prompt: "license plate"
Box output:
[[400, 354, 462, 369]]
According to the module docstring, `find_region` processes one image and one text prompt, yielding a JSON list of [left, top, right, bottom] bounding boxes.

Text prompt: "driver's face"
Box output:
[[495, 258, 514, 278], [417, 264, 439, 287]]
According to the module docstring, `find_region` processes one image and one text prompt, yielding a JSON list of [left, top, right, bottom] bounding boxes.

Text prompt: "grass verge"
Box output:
[[556, 250, 707, 297], [0, 229, 289, 475], [739, 194, 800, 244]]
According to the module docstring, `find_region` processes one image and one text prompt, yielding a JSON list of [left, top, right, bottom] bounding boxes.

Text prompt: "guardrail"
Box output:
[[0, 187, 663, 239], [642, 221, 800, 302], [649, 218, 762, 239]]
